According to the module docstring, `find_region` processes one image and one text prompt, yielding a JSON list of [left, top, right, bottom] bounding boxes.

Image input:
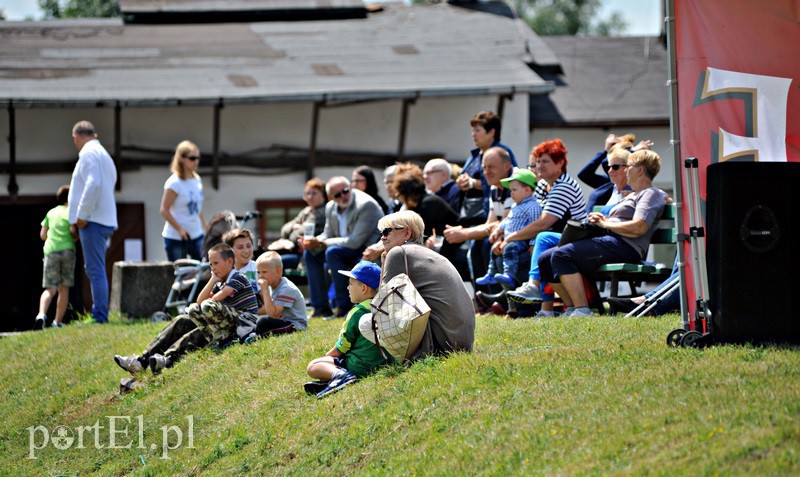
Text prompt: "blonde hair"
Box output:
[[256, 251, 283, 269], [629, 149, 661, 180], [377, 211, 424, 244], [608, 147, 631, 163], [170, 140, 200, 180]]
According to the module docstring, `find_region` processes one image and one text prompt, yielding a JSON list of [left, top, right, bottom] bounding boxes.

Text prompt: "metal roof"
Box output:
[[530, 36, 669, 127], [118, 0, 365, 12], [0, 4, 553, 108]]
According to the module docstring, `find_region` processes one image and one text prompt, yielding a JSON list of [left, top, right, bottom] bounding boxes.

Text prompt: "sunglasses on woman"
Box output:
[[331, 187, 350, 199], [380, 226, 406, 237], [603, 163, 628, 172], [184, 155, 200, 161]]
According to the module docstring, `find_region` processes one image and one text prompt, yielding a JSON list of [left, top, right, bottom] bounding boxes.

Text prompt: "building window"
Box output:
[[255, 199, 307, 245]]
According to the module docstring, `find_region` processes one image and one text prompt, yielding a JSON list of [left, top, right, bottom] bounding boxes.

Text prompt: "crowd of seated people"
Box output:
[[112, 112, 672, 398], [265, 110, 668, 319]]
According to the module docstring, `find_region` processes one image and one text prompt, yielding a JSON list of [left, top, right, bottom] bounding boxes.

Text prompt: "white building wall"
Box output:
[[2, 94, 529, 260]]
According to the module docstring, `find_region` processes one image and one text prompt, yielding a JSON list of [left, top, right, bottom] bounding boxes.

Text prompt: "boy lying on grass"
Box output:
[[305, 261, 394, 398], [241, 251, 308, 343], [114, 243, 259, 374]]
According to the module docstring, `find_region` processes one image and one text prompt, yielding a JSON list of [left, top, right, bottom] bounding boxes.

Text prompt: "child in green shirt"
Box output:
[[36, 186, 76, 329], [306, 260, 393, 398]]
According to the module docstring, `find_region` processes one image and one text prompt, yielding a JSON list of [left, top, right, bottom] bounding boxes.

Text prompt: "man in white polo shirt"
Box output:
[[68, 120, 117, 324]]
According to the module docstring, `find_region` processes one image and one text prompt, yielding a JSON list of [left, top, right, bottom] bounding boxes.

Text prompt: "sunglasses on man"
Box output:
[[331, 187, 350, 199]]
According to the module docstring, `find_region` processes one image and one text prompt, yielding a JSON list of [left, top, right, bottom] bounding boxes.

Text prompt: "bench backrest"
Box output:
[[591, 203, 677, 244]]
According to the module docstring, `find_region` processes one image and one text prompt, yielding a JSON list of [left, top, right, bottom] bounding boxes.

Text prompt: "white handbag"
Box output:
[[363, 248, 431, 362]]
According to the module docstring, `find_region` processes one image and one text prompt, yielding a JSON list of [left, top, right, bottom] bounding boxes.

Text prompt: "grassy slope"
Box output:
[[1, 314, 798, 476]]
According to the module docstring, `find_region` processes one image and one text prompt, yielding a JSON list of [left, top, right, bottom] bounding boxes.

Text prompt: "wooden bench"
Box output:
[[591, 204, 677, 298]]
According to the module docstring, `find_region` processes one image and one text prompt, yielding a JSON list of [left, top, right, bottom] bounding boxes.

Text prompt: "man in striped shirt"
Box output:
[[114, 243, 259, 374]]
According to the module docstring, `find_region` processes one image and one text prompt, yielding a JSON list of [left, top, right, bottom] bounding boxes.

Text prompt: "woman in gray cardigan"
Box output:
[[379, 211, 475, 358]]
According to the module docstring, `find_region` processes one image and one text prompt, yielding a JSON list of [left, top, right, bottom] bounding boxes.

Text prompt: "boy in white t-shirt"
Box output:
[[223, 228, 260, 293]]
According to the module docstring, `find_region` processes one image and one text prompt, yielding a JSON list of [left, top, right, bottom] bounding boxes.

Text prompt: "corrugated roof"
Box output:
[[530, 36, 669, 127], [0, 4, 553, 108], [118, 0, 365, 12]]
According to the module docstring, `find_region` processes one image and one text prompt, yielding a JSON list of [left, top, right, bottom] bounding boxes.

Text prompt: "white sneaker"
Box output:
[[568, 308, 594, 317], [35, 313, 46, 330], [114, 355, 144, 374], [148, 354, 172, 373], [507, 282, 543, 304]]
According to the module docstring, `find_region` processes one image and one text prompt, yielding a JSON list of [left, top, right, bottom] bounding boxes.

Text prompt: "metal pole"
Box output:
[[7, 101, 18, 199], [664, 0, 690, 329], [396, 97, 415, 162], [212, 99, 222, 190], [114, 101, 122, 191], [308, 100, 322, 180]]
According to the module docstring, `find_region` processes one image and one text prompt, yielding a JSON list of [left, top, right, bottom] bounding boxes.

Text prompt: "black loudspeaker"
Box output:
[[706, 162, 800, 344]]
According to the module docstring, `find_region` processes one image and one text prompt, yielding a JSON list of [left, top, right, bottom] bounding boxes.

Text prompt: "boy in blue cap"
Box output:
[[306, 260, 394, 398], [477, 167, 542, 288]]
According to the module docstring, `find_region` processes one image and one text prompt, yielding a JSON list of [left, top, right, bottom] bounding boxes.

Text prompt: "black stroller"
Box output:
[[151, 210, 264, 322]]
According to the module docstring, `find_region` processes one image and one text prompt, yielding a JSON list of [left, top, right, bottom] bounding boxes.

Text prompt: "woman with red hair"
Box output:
[[499, 138, 588, 316]]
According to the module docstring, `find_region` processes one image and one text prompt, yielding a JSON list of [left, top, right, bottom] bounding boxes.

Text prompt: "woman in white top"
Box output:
[[160, 140, 206, 261]]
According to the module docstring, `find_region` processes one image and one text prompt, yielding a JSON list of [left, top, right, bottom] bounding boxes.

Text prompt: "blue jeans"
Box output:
[[79, 222, 115, 323], [164, 235, 204, 261], [280, 253, 300, 270], [325, 245, 364, 311], [528, 231, 561, 282], [486, 241, 526, 280], [646, 268, 680, 316], [303, 250, 328, 310]]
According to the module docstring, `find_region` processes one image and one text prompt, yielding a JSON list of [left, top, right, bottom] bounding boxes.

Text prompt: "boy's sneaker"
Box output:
[[475, 274, 498, 286], [114, 355, 145, 374], [35, 313, 46, 330], [568, 307, 594, 317], [508, 281, 543, 304], [51, 322, 63, 328], [303, 380, 330, 395], [316, 370, 358, 399], [148, 354, 171, 374], [494, 273, 517, 288], [243, 332, 261, 345]]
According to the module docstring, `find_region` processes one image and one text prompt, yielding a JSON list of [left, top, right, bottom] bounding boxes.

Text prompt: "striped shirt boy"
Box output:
[[212, 270, 259, 314]]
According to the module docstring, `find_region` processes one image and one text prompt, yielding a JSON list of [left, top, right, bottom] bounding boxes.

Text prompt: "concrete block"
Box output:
[[110, 261, 174, 318]]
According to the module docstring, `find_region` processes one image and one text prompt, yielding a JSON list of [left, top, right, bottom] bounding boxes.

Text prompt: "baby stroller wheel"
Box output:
[[151, 311, 172, 323], [666, 329, 685, 348], [680, 330, 703, 348]]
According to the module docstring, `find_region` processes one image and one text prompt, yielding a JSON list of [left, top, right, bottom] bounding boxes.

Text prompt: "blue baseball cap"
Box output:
[[338, 260, 381, 290]]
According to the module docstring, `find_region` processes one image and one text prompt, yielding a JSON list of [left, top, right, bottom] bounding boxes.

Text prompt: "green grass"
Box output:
[[1, 313, 798, 476]]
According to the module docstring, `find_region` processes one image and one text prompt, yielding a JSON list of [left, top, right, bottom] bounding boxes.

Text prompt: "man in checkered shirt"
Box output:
[[477, 167, 542, 288]]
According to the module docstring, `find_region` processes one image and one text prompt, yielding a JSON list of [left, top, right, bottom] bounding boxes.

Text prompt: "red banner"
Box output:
[[674, 0, 800, 319]]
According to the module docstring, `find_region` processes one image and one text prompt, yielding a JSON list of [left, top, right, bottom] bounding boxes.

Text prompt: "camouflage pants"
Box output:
[[141, 300, 240, 362], [185, 300, 241, 343]]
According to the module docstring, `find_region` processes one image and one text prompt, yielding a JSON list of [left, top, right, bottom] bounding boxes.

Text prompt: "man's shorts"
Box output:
[[43, 250, 76, 288]]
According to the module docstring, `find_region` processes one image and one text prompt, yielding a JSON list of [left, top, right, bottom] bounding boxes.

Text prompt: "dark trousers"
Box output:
[[255, 317, 297, 336], [141, 316, 208, 362], [538, 236, 640, 284]]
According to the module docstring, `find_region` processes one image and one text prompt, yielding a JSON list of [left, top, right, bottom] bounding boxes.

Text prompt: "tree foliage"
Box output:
[[38, 0, 120, 19], [511, 0, 627, 36]]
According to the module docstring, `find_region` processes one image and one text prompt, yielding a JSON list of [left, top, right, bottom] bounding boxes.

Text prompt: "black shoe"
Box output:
[[310, 307, 333, 318], [303, 380, 330, 395], [607, 297, 638, 314], [477, 290, 507, 310]]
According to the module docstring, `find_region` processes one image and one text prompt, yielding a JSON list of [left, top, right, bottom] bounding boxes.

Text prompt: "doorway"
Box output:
[[0, 198, 145, 331]]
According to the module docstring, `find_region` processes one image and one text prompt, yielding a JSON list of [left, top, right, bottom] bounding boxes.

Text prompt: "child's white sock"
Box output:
[[331, 367, 346, 380]]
